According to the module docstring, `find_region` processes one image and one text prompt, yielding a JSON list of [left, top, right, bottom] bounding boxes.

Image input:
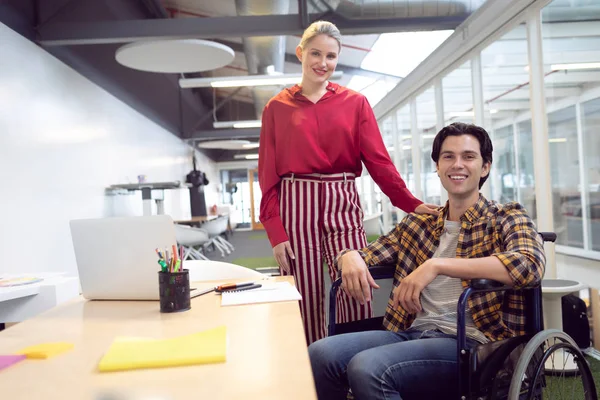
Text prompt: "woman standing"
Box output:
[[258, 21, 437, 344]]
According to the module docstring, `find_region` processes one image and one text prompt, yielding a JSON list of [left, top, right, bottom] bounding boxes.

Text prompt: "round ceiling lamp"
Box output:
[[197, 140, 252, 150], [115, 39, 235, 73]]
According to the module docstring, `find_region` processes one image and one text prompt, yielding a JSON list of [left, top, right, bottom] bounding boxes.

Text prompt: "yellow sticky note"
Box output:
[[17, 342, 74, 359], [98, 326, 227, 372]]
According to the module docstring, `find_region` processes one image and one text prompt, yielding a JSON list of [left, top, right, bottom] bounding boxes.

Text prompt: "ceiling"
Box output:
[[0, 0, 485, 162]]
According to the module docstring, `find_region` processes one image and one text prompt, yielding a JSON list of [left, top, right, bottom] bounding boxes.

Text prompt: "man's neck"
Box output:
[[447, 192, 480, 221], [299, 80, 328, 98]]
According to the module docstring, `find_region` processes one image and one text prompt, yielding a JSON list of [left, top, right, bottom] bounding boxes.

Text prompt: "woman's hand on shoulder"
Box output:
[[414, 203, 440, 216]]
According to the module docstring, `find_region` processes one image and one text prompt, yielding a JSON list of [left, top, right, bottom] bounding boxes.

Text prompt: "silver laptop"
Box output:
[[70, 215, 202, 300]]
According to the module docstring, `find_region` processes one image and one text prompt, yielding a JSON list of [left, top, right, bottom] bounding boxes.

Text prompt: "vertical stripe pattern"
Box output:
[[280, 174, 372, 344]]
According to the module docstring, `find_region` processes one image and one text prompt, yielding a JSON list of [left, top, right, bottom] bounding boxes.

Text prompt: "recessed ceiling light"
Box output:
[[233, 154, 259, 160], [180, 71, 343, 89], [213, 120, 262, 129], [551, 62, 600, 71], [197, 140, 251, 150]]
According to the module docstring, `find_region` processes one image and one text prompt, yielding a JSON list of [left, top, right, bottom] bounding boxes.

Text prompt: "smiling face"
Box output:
[[436, 134, 491, 201], [296, 34, 339, 86]]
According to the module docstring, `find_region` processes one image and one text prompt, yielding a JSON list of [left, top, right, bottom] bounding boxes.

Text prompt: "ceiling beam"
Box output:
[[38, 13, 468, 46], [189, 128, 260, 141], [297, 0, 309, 29]]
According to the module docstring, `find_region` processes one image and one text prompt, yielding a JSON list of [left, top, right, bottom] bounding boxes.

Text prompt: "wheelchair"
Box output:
[[328, 232, 598, 400]]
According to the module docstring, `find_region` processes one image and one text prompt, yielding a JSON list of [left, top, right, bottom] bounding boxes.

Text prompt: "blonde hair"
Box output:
[[299, 21, 342, 52]]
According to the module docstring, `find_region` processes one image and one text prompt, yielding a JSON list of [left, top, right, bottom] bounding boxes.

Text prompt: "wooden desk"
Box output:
[[0, 277, 316, 400], [175, 215, 219, 225], [0, 275, 79, 323]]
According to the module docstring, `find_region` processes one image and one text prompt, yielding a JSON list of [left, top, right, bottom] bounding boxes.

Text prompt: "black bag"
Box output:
[[562, 294, 591, 349]]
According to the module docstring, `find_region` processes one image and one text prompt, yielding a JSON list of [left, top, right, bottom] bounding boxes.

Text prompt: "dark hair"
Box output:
[[431, 122, 493, 189]]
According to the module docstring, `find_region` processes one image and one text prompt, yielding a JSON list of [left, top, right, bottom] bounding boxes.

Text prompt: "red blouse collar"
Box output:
[[288, 81, 339, 97]]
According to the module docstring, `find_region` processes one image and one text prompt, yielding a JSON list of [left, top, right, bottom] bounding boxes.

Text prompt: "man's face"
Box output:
[[436, 134, 490, 199]]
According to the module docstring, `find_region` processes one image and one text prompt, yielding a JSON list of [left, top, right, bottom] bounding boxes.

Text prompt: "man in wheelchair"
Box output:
[[308, 122, 547, 400]]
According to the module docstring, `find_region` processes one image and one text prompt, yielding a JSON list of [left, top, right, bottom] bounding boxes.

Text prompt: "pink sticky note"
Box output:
[[0, 355, 26, 371]]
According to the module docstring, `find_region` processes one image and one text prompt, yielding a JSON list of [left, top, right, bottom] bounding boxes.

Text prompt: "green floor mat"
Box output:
[[230, 256, 277, 270], [542, 356, 600, 397], [366, 234, 380, 243], [588, 356, 600, 393]]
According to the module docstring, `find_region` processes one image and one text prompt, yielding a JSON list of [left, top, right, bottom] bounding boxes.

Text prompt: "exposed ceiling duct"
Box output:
[[235, 0, 291, 119], [319, 0, 486, 18]]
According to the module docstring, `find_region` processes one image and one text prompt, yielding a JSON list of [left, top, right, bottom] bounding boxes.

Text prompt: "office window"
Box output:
[[219, 169, 251, 226], [359, 173, 374, 216], [547, 107, 582, 248], [481, 24, 529, 127], [490, 125, 518, 204], [542, 0, 600, 253], [516, 120, 536, 221], [582, 98, 600, 251], [416, 88, 440, 204], [442, 62, 474, 125], [396, 105, 414, 195], [381, 116, 394, 149], [480, 24, 529, 203], [381, 116, 394, 226]]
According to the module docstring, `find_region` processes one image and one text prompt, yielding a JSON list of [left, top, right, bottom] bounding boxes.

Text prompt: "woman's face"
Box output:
[[296, 34, 340, 85]]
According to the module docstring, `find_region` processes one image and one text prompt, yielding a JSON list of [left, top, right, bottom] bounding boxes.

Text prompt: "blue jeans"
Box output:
[[308, 329, 479, 400]]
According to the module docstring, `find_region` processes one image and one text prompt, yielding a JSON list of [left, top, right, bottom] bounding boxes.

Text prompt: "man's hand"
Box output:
[[273, 241, 295, 274], [340, 251, 380, 305], [393, 259, 439, 313]]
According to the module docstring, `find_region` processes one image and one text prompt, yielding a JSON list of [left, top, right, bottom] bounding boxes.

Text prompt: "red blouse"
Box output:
[[258, 82, 422, 247]]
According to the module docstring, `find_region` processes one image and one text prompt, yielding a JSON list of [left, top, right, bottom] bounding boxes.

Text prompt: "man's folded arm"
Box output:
[[335, 221, 405, 272]]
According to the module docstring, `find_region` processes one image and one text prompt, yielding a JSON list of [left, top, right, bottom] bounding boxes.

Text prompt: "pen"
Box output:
[[215, 282, 255, 293], [221, 283, 262, 292], [194, 281, 257, 297]]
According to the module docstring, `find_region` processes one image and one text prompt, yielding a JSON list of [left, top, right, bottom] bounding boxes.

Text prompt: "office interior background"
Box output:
[[0, 0, 598, 289]]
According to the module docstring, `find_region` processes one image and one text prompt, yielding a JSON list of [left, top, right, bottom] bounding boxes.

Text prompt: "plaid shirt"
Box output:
[[338, 195, 546, 342]]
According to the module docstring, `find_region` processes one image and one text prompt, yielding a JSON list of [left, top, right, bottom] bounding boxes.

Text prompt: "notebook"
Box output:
[[98, 326, 227, 372], [221, 281, 302, 306]]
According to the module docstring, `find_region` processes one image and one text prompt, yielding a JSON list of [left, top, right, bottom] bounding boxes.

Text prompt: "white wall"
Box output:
[[0, 24, 218, 276]]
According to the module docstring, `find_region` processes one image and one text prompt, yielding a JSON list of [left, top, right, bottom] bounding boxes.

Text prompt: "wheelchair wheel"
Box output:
[[508, 329, 597, 400]]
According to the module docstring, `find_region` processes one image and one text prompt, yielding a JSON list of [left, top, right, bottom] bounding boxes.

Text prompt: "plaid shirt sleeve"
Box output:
[[493, 204, 546, 289], [335, 221, 406, 271]]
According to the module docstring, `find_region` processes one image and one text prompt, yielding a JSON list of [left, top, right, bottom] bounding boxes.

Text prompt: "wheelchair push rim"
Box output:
[[508, 329, 597, 400]]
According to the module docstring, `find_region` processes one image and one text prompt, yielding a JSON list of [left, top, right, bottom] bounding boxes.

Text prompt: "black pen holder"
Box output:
[[158, 269, 191, 313]]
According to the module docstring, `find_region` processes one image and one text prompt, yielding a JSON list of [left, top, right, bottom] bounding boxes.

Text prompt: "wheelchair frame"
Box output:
[[327, 232, 598, 399]]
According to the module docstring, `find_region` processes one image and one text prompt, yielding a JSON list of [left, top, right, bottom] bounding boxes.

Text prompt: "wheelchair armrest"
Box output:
[[328, 264, 395, 337], [470, 279, 513, 292], [368, 264, 395, 280], [539, 232, 557, 243]]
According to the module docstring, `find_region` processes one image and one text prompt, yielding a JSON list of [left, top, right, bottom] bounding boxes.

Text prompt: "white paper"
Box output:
[[221, 282, 302, 306]]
